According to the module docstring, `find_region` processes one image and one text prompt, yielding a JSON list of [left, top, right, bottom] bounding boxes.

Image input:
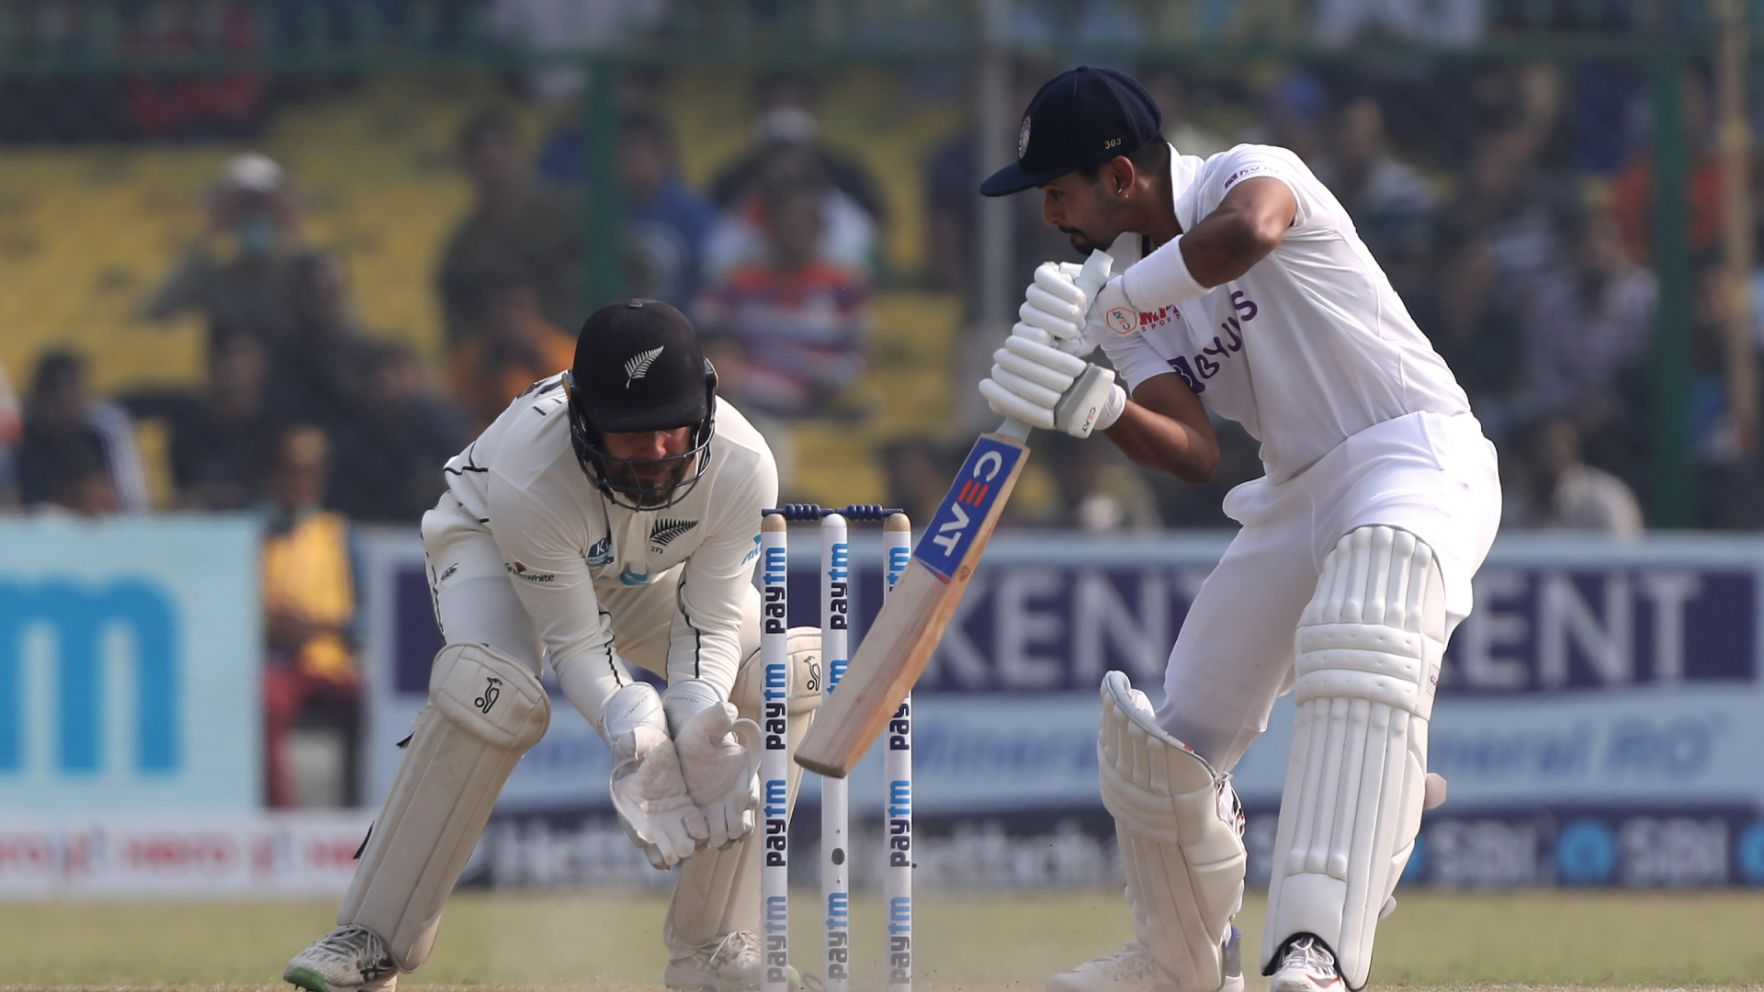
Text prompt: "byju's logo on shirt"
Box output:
[[648, 517, 698, 553], [1166, 291, 1259, 394]]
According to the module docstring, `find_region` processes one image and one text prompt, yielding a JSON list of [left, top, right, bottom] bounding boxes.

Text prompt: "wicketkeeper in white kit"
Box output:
[[285, 299, 824, 992], [975, 67, 1501, 992]]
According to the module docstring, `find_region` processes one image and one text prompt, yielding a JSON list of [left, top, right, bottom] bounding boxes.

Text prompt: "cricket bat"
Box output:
[[794, 250, 1113, 778]]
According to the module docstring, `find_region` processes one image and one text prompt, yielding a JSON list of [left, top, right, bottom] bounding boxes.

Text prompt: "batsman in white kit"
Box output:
[[284, 299, 823, 992], [976, 67, 1501, 992]]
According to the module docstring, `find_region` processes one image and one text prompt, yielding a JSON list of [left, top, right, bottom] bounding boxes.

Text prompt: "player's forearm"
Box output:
[[1168, 207, 1281, 287], [1103, 399, 1218, 484]]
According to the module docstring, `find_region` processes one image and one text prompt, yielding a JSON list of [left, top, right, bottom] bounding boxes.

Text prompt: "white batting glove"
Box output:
[[1018, 261, 1107, 358], [602, 684, 710, 870], [675, 705, 762, 850], [978, 328, 1127, 439]]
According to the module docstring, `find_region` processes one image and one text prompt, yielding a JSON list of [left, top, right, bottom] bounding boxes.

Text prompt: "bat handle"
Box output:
[[1075, 248, 1113, 301]]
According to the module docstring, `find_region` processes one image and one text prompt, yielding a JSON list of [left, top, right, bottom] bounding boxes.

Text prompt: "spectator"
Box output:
[[0, 359, 20, 509], [704, 143, 879, 281], [1314, 0, 1486, 47], [1689, 264, 1764, 529], [695, 181, 871, 423], [0, 0, 125, 142], [1241, 70, 1329, 165], [1517, 207, 1658, 442], [1056, 442, 1163, 533], [1410, 235, 1527, 436], [923, 104, 1073, 304], [616, 111, 720, 305], [1143, 70, 1232, 160], [143, 153, 317, 346], [1441, 122, 1566, 288], [123, 0, 266, 140], [332, 342, 469, 524], [437, 109, 585, 347], [17, 350, 149, 513], [260, 423, 361, 808], [1610, 75, 1723, 263], [276, 250, 373, 430], [708, 72, 890, 227], [159, 327, 281, 511], [448, 278, 576, 431], [39, 442, 123, 518], [1503, 415, 1644, 536], [880, 437, 954, 529], [1312, 97, 1438, 283], [484, 0, 667, 105]]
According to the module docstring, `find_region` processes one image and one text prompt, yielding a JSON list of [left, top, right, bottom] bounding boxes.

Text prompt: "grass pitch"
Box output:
[[0, 889, 1760, 991]]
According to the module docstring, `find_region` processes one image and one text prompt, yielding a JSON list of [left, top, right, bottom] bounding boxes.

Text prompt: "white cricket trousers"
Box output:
[[1156, 411, 1501, 771]]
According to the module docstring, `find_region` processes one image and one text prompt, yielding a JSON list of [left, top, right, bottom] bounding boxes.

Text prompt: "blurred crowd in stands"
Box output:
[[1, 0, 1762, 804]]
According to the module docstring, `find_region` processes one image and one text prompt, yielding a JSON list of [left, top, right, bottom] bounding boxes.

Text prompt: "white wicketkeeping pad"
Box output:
[[340, 643, 550, 970]]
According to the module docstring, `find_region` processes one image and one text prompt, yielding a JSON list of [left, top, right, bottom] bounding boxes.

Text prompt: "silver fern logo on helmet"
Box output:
[[623, 346, 664, 388]]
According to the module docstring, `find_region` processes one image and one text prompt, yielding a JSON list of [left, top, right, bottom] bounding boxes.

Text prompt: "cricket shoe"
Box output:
[[1269, 935, 1344, 992], [284, 924, 398, 992], [1047, 928, 1243, 992], [665, 930, 766, 991]]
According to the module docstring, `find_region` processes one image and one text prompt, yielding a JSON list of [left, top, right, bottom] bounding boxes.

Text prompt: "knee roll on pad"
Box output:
[[1098, 671, 1246, 992], [1262, 525, 1445, 990], [732, 625, 824, 718], [340, 643, 549, 971]]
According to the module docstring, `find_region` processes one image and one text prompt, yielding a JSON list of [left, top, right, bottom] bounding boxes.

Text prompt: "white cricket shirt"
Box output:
[[1100, 143, 1472, 483], [439, 374, 778, 697]]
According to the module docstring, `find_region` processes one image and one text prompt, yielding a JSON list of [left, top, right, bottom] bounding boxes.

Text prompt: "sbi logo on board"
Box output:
[[0, 579, 181, 775]]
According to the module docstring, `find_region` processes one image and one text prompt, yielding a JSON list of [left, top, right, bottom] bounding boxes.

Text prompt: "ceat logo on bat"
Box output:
[[913, 436, 1022, 582]]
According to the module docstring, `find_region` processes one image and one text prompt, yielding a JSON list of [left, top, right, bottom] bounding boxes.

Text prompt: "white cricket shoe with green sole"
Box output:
[[284, 924, 398, 992]]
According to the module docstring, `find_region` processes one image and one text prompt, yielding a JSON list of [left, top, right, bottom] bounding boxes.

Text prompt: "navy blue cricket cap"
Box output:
[[979, 66, 1164, 197]]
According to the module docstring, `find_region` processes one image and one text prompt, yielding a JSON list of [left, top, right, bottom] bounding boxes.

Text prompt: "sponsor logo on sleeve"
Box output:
[[505, 561, 558, 584], [584, 535, 613, 568]]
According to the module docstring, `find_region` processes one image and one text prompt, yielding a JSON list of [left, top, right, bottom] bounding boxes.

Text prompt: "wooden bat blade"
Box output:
[[795, 432, 1027, 778]]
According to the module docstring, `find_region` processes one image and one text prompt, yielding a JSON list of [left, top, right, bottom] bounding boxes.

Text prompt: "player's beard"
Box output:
[[606, 452, 695, 508], [1060, 225, 1112, 255]]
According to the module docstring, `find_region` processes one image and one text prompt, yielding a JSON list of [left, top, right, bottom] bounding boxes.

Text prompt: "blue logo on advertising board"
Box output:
[[0, 579, 180, 774], [914, 437, 1022, 581]]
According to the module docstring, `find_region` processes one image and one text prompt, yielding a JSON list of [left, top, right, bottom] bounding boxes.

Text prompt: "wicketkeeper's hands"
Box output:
[[666, 679, 762, 850], [603, 684, 710, 869]]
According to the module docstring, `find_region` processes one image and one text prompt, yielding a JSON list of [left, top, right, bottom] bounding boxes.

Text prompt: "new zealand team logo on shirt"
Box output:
[[648, 517, 698, 553]]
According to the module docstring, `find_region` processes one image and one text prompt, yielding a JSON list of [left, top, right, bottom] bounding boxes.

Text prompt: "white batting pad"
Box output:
[[1262, 526, 1446, 990], [669, 627, 823, 952], [340, 643, 549, 970], [1098, 671, 1247, 992]]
